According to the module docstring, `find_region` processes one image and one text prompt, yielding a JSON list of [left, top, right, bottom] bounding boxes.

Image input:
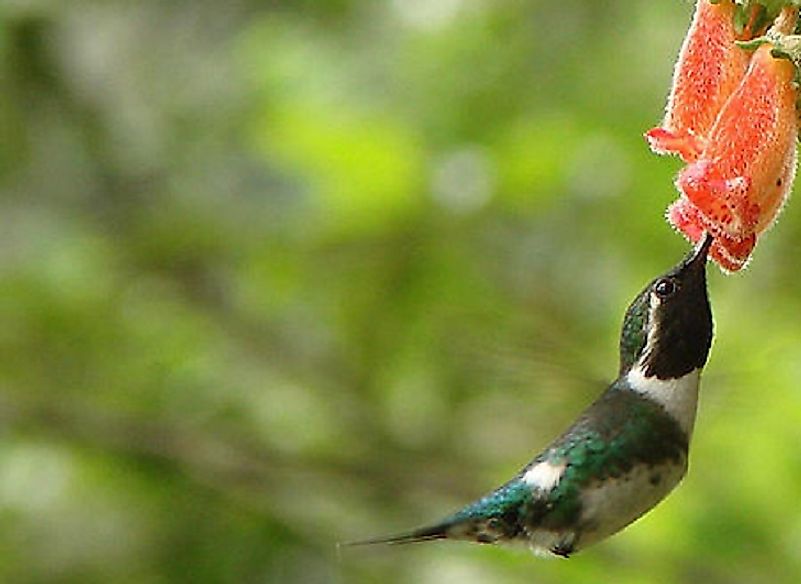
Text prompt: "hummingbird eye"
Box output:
[[654, 278, 677, 298]]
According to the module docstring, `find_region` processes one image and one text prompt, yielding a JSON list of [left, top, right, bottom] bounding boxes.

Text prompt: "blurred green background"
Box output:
[[2, 1, 801, 583]]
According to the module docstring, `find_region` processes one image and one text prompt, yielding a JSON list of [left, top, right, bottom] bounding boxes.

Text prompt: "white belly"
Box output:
[[578, 459, 687, 548], [526, 459, 687, 556]]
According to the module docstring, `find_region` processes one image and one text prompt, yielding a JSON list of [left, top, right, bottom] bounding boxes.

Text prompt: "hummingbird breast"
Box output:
[[518, 453, 688, 556], [568, 457, 687, 550]]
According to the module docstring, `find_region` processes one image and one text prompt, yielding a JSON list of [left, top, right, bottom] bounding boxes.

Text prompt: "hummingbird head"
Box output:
[[619, 234, 713, 380]]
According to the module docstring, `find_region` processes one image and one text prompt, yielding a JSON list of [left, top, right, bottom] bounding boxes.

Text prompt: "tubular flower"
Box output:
[[670, 41, 798, 272], [645, 0, 751, 163]]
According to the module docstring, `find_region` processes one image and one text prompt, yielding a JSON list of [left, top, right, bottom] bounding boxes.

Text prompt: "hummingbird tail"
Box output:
[[341, 523, 449, 547], [342, 479, 536, 548]]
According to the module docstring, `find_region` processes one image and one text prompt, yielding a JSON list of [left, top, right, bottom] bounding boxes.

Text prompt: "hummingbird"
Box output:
[[348, 234, 714, 557]]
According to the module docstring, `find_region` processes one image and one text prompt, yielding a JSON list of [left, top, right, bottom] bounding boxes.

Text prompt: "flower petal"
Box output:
[[646, 0, 750, 163]]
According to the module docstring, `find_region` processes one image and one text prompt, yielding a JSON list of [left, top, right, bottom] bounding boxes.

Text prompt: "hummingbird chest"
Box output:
[[572, 457, 688, 548], [521, 456, 688, 556]]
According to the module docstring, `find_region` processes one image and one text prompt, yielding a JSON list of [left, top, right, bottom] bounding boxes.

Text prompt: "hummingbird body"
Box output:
[[351, 235, 714, 557]]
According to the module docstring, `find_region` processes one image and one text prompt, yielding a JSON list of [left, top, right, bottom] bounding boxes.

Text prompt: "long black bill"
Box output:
[[683, 232, 713, 270]]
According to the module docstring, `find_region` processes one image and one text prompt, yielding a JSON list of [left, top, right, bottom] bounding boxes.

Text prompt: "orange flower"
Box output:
[[645, 0, 750, 163], [667, 196, 757, 272], [670, 41, 798, 271]]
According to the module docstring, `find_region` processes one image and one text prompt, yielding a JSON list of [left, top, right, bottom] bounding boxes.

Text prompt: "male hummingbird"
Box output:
[[349, 234, 714, 557]]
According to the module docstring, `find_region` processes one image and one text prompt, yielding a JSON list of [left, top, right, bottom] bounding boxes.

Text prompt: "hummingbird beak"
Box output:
[[684, 232, 713, 270]]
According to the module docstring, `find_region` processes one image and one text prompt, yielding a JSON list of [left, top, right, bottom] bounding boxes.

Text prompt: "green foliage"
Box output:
[[1, 1, 801, 582]]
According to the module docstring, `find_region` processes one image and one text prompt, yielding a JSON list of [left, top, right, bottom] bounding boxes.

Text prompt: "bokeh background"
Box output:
[[2, 1, 801, 582]]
